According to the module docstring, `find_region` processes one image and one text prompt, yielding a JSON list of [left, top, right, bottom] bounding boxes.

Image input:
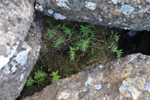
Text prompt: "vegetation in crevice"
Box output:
[[19, 17, 122, 99]]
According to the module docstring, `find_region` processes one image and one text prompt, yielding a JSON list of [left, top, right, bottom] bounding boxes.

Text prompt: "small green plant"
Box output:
[[108, 42, 118, 53], [108, 31, 123, 58], [61, 25, 72, 35], [50, 70, 61, 83], [116, 49, 123, 58], [26, 76, 35, 87], [26, 70, 46, 87], [46, 29, 53, 39], [68, 25, 95, 60], [55, 36, 64, 47], [80, 25, 94, 37], [75, 38, 90, 52], [45, 20, 97, 61], [69, 46, 76, 61], [110, 31, 119, 41]]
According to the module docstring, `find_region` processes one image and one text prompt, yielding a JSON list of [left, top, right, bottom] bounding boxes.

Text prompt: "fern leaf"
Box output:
[[76, 38, 90, 52], [63, 27, 71, 35], [34, 70, 46, 87], [116, 49, 122, 58], [51, 70, 61, 83], [26, 76, 35, 87], [55, 36, 64, 47], [69, 46, 76, 61], [80, 25, 94, 37], [34, 70, 46, 80]]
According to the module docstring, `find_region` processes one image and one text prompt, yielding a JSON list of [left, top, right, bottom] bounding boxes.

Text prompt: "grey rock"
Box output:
[[0, 0, 42, 100], [23, 53, 150, 100], [36, 0, 150, 31]]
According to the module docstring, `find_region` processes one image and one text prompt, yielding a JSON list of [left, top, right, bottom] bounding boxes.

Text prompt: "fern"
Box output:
[[55, 36, 64, 47], [76, 35, 81, 39], [116, 49, 123, 58], [90, 33, 95, 39], [69, 46, 76, 61], [110, 31, 119, 42], [108, 32, 123, 58], [26, 70, 46, 87], [34, 70, 46, 87], [57, 24, 62, 29], [46, 29, 53, 39], [108, 42, 118, 53], [51, 70, 61, 83], [56, 24, 72, 35], [80, 25, 94, 37], [61, 25, 72, 35], [76, 38, 90, 52], [26, 76, 35, 87]]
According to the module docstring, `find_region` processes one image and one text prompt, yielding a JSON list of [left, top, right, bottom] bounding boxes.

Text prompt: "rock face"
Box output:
[[0, 0, 42, 100], [36, 0, 150, 31], [23, 53, 150, 100]]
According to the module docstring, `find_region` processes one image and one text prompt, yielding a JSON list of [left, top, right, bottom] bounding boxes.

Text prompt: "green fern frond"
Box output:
[[51, 70, 61, 83], [55, 36, 64, 47], [46, 29, 53, 39], [69, 46, 76, 61], [57, 24, 62, 29], [34, 70, 46, 80], [60, 25, 72, 35], [26, 76, 35, 87], [63, 27, 71, 35], [26, 70, 46, 87], [110, 31, 120, 42], [80, 25, 94, 37], [34, 70, 46, 87], [76, 38, 90, 52], [116, 49, 123, 58], [108, 32, 123, 58], [49, 33, 53, 39]]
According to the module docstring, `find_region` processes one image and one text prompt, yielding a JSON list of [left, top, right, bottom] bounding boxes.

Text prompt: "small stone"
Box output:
[[85, 77, 93, 86], [95, 84, 102, 90], [54, 13, 67, 20], [48, 9, 54, 14], [85, 2, 97, 10]]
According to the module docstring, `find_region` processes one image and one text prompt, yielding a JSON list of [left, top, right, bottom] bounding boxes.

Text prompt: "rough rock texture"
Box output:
[[24, 53, 150, 100], [0, 0, 42, 100], [36, 0, 150, 31]]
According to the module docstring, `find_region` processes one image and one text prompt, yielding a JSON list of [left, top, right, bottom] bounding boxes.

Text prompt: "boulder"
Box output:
[[23, 53, 150, 100], [35, 0, 150, 31], [0, 0, 42, 100]]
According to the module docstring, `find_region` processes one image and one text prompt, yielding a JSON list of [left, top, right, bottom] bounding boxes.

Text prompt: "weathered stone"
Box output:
[[36, 0, 150, 31], [0, 0, 42, 100], [23, 53, 150, 100]]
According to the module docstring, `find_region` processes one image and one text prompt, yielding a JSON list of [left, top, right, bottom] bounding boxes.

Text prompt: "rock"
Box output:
[[23, 53, 150, 100], [0, 0, 42, 100], [36, 0, 150, 31]]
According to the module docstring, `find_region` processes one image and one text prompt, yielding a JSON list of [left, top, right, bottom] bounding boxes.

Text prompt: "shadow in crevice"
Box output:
[[118, 30, 150, 56]]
